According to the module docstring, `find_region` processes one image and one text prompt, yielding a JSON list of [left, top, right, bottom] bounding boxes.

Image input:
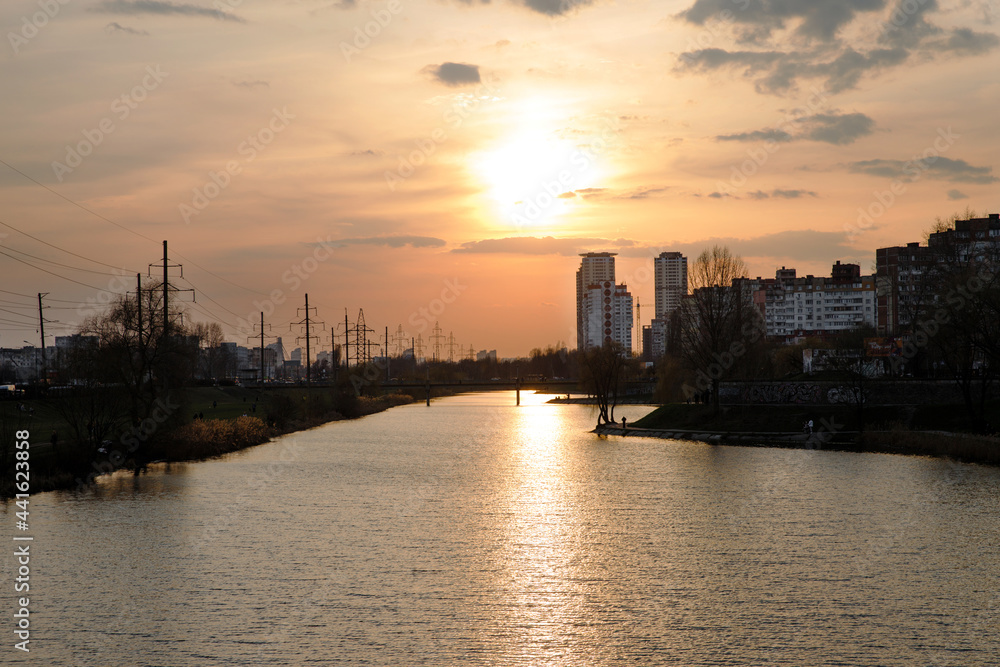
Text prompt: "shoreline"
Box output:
[[1, 393, 414, 499], [594, 424, 1000, 466]]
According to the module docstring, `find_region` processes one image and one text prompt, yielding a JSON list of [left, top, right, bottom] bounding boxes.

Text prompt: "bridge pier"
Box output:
[[516, 378, 520, 406]]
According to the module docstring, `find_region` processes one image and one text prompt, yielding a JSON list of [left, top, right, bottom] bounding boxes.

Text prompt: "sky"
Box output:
[[2, 0, 999, 357]]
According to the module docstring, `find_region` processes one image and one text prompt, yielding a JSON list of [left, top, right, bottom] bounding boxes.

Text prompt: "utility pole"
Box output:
[[250, 312, 276, 386], [291, 294, 322, 385], [37, 292, 48, 379], [148, 240, 190, 349], [385, 325, 390, 381], [343, 309, 350, 370], [136, 274, 142, 344]]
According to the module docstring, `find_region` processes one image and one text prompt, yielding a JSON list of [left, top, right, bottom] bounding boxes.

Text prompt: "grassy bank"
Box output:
[[1, 388, 413, 497], [629, 402, 1000, 465]]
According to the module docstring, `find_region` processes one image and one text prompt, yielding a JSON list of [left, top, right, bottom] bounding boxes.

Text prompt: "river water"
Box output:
[[3, 391, 999, 666]]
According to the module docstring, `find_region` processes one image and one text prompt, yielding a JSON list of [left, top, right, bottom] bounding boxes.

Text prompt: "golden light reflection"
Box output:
[[490, 393, 592, 661]]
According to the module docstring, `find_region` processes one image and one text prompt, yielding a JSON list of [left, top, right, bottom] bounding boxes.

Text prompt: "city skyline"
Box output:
[[3, 0, 1000, 356]]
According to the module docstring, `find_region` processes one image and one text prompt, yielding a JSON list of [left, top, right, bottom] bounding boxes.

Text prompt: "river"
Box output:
[[3, 391, 999, 665]]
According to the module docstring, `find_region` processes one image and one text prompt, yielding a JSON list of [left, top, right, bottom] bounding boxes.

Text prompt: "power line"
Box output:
[[0, 158, 269, 298], [0, 158, 158, 244], [0, 288, 78, 303], [0, 248, 103, 290], [1, 243, 129, 276], [0, 218, 136, 272]]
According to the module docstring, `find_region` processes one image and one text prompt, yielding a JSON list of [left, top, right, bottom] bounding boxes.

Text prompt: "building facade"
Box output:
[[576, 252, 616, 350], [761, 262, 876, 340], [654, 251, 688, 319], [876, 213, 1000, 335], [581, 280, 633, 352]]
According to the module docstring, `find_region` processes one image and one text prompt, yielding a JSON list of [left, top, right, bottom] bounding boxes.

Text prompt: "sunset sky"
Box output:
[[2, 0, 999, 356]]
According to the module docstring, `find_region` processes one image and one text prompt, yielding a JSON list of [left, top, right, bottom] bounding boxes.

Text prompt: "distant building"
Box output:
[[476, 349, 497, 362], [759, 262, 876, 340], [876, 213, 1000, 335], [581, 281, 633, 352], [654, 251, 688, 319], [576, 252, 616, 350]]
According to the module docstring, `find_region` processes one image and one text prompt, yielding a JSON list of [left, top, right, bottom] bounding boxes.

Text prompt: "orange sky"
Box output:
[[2, 0, 999, 356]]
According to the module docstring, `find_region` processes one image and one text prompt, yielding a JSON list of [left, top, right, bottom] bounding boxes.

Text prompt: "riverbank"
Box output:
[[1, 390, 414, 498], [600, 403, 1000, 466]]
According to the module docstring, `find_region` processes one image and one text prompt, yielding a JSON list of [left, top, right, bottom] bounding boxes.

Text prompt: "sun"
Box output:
[[474, 128, 605, 230]]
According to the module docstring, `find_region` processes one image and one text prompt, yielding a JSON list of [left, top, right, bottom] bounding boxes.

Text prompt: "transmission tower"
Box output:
[[355, 309, 376, 364], [414, 334, 425, 359], [291, 294, 323, 384], [393, 325, 408, 357], [445, 331, 458, 362], [467, 344, 475, 361], [429, 321, 445, 361]]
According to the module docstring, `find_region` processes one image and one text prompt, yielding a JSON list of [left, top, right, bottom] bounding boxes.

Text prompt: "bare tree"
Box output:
[[579, 342, 627, 426], [678, 246, 761, 410]]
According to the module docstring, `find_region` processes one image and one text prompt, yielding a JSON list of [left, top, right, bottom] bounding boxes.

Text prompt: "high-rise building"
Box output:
[[654, 251, 688, 319], [760, 262, 876, 340], [576, 252, 616, 350], [581, 280, 633, 352], [876, 213, 1000, 335]]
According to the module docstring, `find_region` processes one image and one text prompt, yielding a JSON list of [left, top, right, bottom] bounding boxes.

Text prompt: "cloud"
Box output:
[[848, 156, 998, 183], [453, 236, 626, 256], [622, 186, 670, 199], [520, 0, 594, 16], [928, 27, 1000, 55], [426, 62, 481, 87], [716, 112, 874, 145], [232, 79, 269, 90], [557, 191, 577, 199], [105, 21, 150, 35], [680, 0, 887, 43], [453, 231, 859, 263], [947, 189, 969, 200], [324, 235, 447, 249], [747, 189, 819, 199], [92, 0, 246, 22], [350, 148, 385, 156], [675, 0, 998, 94], [717, 128, 794, 143], [800, 112, 875, 144]]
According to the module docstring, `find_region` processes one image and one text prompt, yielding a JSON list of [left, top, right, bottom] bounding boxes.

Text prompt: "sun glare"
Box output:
[[475, 126, 605, 229]]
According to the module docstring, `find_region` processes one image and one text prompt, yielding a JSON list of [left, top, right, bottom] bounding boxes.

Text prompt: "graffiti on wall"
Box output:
[[740, 383, 822, 404]]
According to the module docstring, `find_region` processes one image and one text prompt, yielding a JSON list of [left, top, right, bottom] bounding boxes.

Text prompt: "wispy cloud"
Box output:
[[848, 156, 998, 184], [92, 0, 246, 23], [105, 21, 150, 35], [322, 235, 446, 249]]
